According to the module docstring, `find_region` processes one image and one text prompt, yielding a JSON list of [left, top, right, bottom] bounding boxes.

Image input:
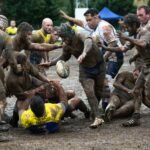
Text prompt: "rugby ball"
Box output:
[[56, 60, 70, 78]]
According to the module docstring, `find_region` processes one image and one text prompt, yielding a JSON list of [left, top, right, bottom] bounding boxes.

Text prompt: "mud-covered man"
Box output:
[[105, 67, 141, 122], [0, 15, 18, 135], [6, 51, 52, 127], [41, 23, 106, 129]]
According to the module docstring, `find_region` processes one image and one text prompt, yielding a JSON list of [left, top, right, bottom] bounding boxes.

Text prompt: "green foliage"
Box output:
[[3, 0, 60, 28], [89, 0, 137, 16]]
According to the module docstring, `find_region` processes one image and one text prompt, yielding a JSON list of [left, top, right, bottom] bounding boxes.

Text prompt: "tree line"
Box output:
[[2, 0, 150, 28]]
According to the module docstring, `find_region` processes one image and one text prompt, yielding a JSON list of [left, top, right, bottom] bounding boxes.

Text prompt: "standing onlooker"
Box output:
[[6, 20, 17, 36], [30, 18, 54, 65]]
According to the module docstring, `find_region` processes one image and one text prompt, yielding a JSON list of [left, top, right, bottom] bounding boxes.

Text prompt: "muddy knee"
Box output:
[[66, 90, 75, 99]]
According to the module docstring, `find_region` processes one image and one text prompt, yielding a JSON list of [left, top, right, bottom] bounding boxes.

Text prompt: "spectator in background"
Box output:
[[30, 18, 57, 74], [6, 20, 17, 36]]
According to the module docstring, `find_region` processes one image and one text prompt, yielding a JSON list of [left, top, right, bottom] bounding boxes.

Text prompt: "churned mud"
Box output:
[[1, 49, 150, 150]]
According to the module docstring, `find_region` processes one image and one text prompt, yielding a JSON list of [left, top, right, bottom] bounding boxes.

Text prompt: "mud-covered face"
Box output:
[[56, 23, 75, 44], [25, 31, 32, 41], [85, 14, 98, 29], [19, 31, 32, 43], [133, 69, 140, 80], [15, 63, 27, 75]]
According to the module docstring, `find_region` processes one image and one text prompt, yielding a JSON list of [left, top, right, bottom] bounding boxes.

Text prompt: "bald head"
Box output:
[[42, 18, 53, 34]]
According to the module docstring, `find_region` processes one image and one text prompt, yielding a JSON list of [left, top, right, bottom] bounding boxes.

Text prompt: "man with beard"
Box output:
[[40, 23, 106, 129], [100, 13, 150, 127]]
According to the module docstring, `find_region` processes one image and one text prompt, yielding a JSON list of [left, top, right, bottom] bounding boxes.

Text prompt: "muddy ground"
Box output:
[[1, 49, 150, 150]]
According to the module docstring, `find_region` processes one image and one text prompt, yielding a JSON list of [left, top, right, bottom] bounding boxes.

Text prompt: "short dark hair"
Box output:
[[137, 5, 150, 14], [84, 8, 99, 16], [124, 13, 140, 28], [17, 22, 33, 33], [30, 95, 45, 118]]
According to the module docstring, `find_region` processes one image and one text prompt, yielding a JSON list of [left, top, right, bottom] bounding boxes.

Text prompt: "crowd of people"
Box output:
[[0, 5, 149, 142]]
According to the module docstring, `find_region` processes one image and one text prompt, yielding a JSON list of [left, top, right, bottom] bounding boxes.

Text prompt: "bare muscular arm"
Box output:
[[60, 10, 84, 27], [113, 73, 131, 93], [78, 37, 93, 63], [28, 42, 62, 51], [122, 36, 147, 49], [52, 80, 68, 105], [40, 46, 72, 67], [28, 62, 50, 83]]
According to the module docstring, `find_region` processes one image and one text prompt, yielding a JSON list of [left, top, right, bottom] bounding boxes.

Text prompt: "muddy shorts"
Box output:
[[79, 61, 106, 80]]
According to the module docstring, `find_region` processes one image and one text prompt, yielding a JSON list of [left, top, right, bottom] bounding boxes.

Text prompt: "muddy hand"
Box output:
[[127, 89, 135, 97], [77, 52, 86, 63], [39, 61, 51, 68]]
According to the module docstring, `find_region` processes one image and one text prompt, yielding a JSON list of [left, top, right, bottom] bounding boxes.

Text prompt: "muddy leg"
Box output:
[[122, 89, 142, 127], [105, 95, 121, 121], [113, 100, 134, 118], [66, 90, 75, 99], [68, 97, 90, 119], [80, 79, 104, 128]]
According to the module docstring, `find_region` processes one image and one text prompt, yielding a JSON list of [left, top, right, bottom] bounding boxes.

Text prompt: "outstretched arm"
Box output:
[[40, 47, 72, 67], [122, 36, 147, 49], [118, 30, 147, 49], [60, 10, 84, 27], [52, 80, 68, 105], [102, 44, 127, 52], [28, 42, 62, 51]]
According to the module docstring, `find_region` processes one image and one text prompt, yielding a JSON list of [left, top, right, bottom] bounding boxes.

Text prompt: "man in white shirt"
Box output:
[[60, 8, 123, 79]]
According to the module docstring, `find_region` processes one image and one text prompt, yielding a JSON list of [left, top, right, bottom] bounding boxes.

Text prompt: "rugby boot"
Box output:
[[122, 113, 140, 127], [89, 117, 104, 129]]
